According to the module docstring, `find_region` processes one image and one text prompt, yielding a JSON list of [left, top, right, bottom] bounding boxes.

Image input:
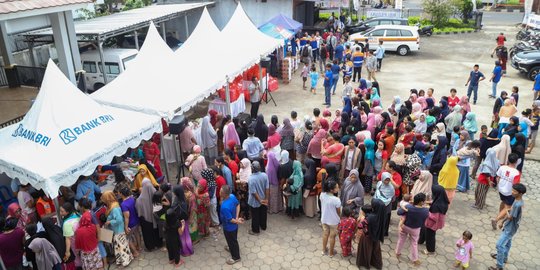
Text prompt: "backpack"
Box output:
[[302, 46, 310, 57]]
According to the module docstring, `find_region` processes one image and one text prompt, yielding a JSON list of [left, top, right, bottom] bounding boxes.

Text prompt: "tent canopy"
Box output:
[[258, 22, 294, 39], [0, 60, 162, 198], [92, 22, 180, 119], [261, 13, 302, 33]]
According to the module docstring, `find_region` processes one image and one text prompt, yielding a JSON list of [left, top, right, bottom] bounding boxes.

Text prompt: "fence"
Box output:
[[15, 65, 45, 87], [0, 67, 8, 87]]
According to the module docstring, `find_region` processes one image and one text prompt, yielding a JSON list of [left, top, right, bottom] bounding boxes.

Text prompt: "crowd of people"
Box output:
[[0, 29, 536, 270]]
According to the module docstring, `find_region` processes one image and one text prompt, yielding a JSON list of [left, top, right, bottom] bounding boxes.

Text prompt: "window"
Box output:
[[393, 20, 406, 25], [379, 20, 392, 25], [98, 62, 121, 75], [400, 30, 414, 37], [82, 61, 97, 73], [370, 30, 385, 37], [385, 29, 401, 37]]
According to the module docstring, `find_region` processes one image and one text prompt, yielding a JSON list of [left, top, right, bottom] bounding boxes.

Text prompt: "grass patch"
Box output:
[[504, 0, 521, 5], [433, 27, 474, 33]]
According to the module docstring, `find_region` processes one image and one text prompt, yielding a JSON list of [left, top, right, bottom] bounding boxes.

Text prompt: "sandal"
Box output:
[[174, 259, 185, 268], [422, 250, 434, 255]]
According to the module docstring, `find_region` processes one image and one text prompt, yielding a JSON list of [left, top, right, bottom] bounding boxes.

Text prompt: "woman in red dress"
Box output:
[[143, 140, 163, 177]]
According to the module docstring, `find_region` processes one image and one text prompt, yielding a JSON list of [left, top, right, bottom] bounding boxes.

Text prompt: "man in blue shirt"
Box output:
[[219, 185, 243, 265], [533, 73, 540, 100], [330, 60, 341, 95], [247, 161, 269, 235], [242, 128, 264, 159], [323, 63, 334, 107], [465, 64, 485, 104], [374, 40, 385, 71], [215, 157, 234, 192], [489, 183, 526, 270], [490, 61, 503, 100]]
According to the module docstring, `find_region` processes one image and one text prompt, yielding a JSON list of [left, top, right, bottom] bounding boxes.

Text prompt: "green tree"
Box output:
[[122, 0, 152, 11], [452, 0, 473, 23], [422, 0, 454, 28]]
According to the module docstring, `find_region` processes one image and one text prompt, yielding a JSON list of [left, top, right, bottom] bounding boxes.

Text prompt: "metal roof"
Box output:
[[24, 3, 213, 40], [0, 0, 92, 15]]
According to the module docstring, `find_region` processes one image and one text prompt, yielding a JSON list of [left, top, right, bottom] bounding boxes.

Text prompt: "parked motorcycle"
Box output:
[[415, 23, 434, 36], [509, 39, 540, 58]]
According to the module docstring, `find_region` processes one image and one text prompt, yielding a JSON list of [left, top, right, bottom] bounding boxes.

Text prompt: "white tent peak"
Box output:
[[174, 7, 219, 57]]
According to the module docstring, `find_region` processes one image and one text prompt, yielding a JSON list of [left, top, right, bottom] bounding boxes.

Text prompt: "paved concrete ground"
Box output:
[[127, 160, 540, 270], [0, 86, 37, 123]]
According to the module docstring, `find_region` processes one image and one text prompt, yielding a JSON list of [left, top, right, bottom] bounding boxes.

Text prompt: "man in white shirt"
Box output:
[[249, 77, 262, 119], [492, 153, 520, 230]]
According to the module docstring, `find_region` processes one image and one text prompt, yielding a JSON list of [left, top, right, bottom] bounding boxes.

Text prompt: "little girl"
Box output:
[[397, 194, 411, 228], [309, 67, 319, 95], [337, 206, 356, 257], [454, 231, 474, 269], [301, 62, 308, 89]]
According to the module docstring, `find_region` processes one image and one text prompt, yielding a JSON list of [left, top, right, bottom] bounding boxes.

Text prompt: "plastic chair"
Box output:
[[0, 185, 17, 215]]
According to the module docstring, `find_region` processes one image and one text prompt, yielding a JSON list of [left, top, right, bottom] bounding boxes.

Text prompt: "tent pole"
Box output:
[[172, 133, 182, 180], [184, 16, 190, 38], [160, 132, 171, 183], [97, 37, 108, 84], [134, 30, 139, 50], [224, 76, 232, 116], [161, 22, 166, 39], [53, 197, 62, 226]]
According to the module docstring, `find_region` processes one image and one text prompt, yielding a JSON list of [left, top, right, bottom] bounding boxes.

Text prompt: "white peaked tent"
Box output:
[[220, 3, 283, 79], [0, 60, 162, 198], [92, 23, 179, 119], [171, 8, 228, 115]]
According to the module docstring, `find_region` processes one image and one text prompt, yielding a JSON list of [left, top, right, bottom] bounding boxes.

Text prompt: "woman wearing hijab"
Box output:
[[366, 111, 376, 138], [142, 139, 163, 177], [502, 116, 520, 141], [438, 100, 450, 121], [414, 113, 428, 134], [458, 96, 471, 114], [497, 99, 517, 135], [253, 114, 269, 142], [453, 131, 473, 192], [208, 109, 218, 127], [42, 217, 73, 269], [180, 177, 198, 249], [437, 156, 459, 204], [374, 172, 396, 237], [340, 169, 365, 215], [75, 211, 103, 270], [303, 158, 318, 218], [155, 189, 184, 267], [195, 179, 211, 238], [418, 185, 449, 255], [278, 150, 294, 212], [411, 170, 433, 199], [321, 133, 345, 168], [429, 136, 448, 184], [463, 112, 478, 140], [356, 199, 385, 269], [267, 152, 283, 214], [362, 139, 376, 193], [287, 161, 304, 219], [411, 103, 422, 120], [340, 112, 351, 136], [390, 143, 406, 167], [307, 129, 327, 167], [201, 169, 219, 226], [28, 237, 63, 270], [492, 134, 511, 165], [236, 158, 252, 219], [343, 96, 353, 115], [474, 148, 500, 209], [136, 179, 161, 251], [184, 145, 207, 184], [265, 124, 282, 158], [471, 128, 500, 178], [134, 164, 159, 191], [7, 202, 25, 230], [101, 191, 133, 267], [223, 115, 241, 146], [444, 105, 463, 140], [280, 118, 296, 161], [417, 96, 428, 110], [513, 133, 527, 172], [200, 116, 218, 164], [0, 217, 26, 270]]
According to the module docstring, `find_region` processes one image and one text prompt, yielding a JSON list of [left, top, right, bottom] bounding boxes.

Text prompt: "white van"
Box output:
[[81, 48, 138, 92], [349, 25, 420, 56]]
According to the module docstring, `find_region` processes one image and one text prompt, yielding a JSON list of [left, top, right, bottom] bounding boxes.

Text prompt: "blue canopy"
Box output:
[[259, 22, 294, 39], [261, 13, 302, 33]]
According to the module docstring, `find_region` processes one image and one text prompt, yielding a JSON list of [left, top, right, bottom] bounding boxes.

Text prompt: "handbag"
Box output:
[[98, 227, 114, 243]]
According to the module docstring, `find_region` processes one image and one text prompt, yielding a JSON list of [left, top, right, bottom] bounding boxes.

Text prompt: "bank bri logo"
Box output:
[[59, 114, 115, 145], [11, 124, 51, 146]]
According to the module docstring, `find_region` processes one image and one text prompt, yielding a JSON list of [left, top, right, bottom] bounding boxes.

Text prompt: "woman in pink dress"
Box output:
[[222, 116, 241, 146], [184, 145, 207, 185], [142, 140, 162, 177]]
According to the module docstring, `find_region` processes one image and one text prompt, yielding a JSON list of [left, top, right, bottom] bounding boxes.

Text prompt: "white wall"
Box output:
[[5, 15, 50, 34]]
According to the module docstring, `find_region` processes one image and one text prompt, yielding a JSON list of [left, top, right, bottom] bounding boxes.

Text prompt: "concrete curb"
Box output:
[[493, 7, 524, 12]]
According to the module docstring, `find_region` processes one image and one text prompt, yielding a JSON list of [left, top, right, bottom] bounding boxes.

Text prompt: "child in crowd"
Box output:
[[457, 140, 481, 158], [479, 125, 488, 139], [354, 204, 372, 243], [450, 126, 461, 151], [301, 63, 309, 89], [527, 104, 540, 153], [511, 86, 519, 106], [337, 206, 357, 257], [397, 194, 412, 229], [454, 231, 474, 269], [309, 67, 319, 95]]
